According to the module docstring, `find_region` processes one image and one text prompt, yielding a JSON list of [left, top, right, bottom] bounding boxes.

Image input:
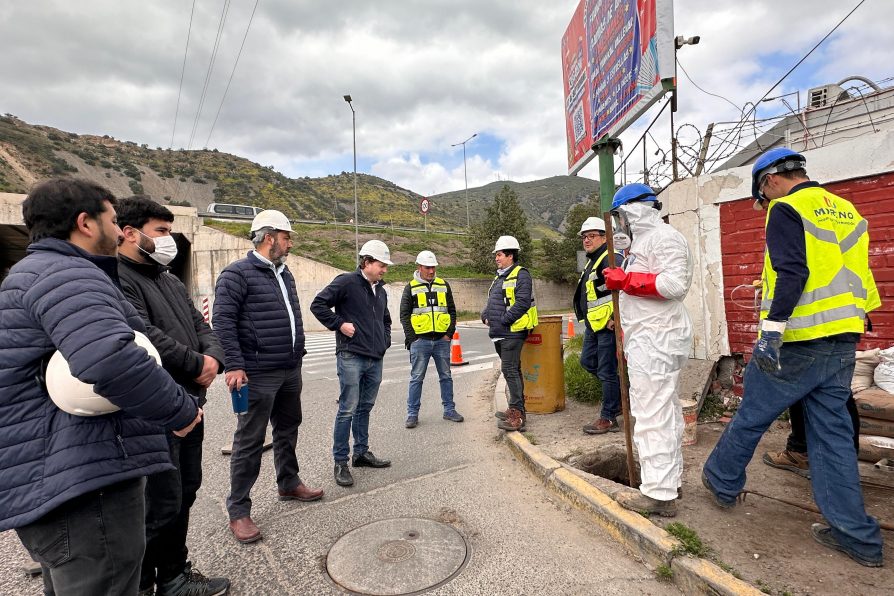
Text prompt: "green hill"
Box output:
[[0, 114, 598, 235]]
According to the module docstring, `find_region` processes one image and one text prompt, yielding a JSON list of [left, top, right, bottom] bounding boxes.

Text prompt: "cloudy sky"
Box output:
[[2, 1, 892, 196]]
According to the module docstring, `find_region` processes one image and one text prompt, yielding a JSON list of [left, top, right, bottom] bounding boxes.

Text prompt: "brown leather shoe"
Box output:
[[278, 483, 324, 502], [229, 516, 262, 543], [496, 408, 526, 432]]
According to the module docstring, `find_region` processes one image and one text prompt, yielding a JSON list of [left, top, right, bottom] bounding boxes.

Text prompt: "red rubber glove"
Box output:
[[603, 268, 662, 298], [603, 267, 628, 290]]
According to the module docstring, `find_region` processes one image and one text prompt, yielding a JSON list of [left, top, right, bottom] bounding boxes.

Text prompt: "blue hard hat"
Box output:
[[611, 183, 657, 210], [751, 147, 806, 200]]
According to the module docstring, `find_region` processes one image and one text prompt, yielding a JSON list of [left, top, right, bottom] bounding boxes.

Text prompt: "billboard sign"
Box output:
[[563, 0, 675, 174]]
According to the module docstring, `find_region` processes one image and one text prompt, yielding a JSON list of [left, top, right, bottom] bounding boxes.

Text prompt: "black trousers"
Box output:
[[140, 421, 204, 588], [786, 393, 860, 454], [17, 477, 146, 596], [227, 366, 303, 520], [495, 337, 526, 414]]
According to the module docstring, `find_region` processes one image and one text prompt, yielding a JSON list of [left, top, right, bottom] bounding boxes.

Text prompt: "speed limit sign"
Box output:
[[419, 197, 430, 215]]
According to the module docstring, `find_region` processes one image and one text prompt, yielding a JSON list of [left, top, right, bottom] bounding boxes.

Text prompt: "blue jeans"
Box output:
[[333, 351, 383, 463], [704, 340, 882, 560], [580, 327, 620, 420], [407, 338, 455, 417]]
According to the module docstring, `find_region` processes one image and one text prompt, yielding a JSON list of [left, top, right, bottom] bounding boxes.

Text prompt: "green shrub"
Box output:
[[564, 335, 603, 404]]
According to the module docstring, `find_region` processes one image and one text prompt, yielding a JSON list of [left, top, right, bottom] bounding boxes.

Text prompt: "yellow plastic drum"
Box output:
[[521, 314, 566, 414]]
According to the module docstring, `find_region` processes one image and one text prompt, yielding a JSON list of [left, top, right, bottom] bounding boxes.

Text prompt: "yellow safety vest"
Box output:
[[579, 250, 619, 332], [760, 186, 880, 342], [409, 277, 452, 335], [491, 265, 539, 332]]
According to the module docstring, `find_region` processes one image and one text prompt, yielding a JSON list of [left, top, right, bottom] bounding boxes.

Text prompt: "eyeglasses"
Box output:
[[580, 232, 604, 241], [759, 174, 772, 193]]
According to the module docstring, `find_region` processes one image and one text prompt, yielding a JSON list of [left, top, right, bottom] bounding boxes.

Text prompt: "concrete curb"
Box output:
[[494, 384, 760, 595]]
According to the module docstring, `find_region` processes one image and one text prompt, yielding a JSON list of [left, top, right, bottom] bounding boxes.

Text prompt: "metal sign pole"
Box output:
[[596, 136, 637, 488]]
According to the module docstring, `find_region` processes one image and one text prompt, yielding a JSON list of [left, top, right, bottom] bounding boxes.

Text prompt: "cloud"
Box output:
[[1, 0, 891, 195]]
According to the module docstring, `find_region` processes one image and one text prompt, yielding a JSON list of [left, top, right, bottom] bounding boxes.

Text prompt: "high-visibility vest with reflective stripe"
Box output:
[[492, 265, 538, 332], [409, 277, 452, 334], [760, 186, 880, 342], [579, 251, 620, 332]]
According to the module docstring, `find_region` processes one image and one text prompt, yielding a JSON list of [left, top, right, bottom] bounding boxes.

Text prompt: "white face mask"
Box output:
[[139, 231, 178, 265]]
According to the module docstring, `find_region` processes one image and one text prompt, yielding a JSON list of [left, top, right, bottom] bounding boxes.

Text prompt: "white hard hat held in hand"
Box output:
[[492, 235, 520, 253], [415, 250, 438, 266], [250, 209, 293, 233], [359, 239, 393, 265], [46, 331, 162, 417]]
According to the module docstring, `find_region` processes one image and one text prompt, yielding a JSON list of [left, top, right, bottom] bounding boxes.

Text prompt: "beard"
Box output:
[[96, 226, 121, 256]]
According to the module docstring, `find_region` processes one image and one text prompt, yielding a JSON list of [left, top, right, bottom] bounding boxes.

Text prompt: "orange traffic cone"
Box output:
[[450, 331, 469, 366], [566, 318, 576, 339]]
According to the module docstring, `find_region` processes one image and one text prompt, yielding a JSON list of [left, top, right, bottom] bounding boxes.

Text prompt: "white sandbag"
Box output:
[[873, 347, 894, 394]]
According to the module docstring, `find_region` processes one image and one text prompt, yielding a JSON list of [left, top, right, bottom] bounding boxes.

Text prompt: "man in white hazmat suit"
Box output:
[[603, 183, 693, 517]]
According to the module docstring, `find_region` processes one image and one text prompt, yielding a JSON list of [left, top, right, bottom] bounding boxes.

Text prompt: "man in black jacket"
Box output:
[[214, 210, 323, 545], [573, 217, 624, 435], [117, 197, 230, 596], [311, 240, 393, 488]]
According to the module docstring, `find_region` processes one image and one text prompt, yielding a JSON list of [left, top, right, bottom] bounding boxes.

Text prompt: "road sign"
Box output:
[[419, 197, 430, 214]]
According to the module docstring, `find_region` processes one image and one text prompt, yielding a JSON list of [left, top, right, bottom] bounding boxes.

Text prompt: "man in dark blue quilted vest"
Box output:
[[213, 210, 323, 545], [0, 178, 202, 595]]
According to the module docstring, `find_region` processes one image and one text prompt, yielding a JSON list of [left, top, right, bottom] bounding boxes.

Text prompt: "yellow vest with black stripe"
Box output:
[[579, 251, 619, 331], [409, 277, 451, 334], [760, 186, 880, 342], [493, 265, 538, 332]]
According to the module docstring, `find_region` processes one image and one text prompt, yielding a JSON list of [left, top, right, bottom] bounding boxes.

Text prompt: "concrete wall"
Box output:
[[660, 130, 894, 360]]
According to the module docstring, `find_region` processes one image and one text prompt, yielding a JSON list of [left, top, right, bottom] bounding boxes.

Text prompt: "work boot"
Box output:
[[762, 449, 810, 478], [443, 411, 464, 423], [405, 415, 418, 428], [156, 564, 230, 596], [334, 462, 354, 486], [701, 471, 737, 510], [616, 491, 677, 517], [353, 451, 391, 468], [495, 409, 509, 420], [582, 418, 619, 435], [497, 408, 526, 432], [811, 523, 883, 567]]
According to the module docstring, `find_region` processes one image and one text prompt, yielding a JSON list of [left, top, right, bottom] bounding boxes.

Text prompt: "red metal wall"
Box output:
[[721, 172, 894, 355]]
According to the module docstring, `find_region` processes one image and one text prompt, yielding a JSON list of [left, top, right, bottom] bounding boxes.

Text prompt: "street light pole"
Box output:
[[344, 95, 359, 266], [451, 133, 477, 228]]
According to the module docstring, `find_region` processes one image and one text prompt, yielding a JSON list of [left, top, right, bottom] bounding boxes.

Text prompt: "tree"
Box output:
[[466, 185, 533, 273], [539, 193, 602, 283]]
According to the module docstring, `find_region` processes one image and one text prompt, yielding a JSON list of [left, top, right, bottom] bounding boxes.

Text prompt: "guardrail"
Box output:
[[198, 213, 469, 236]]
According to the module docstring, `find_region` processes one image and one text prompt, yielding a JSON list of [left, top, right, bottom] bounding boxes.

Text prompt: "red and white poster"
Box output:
[[563, 0, 674, 174]]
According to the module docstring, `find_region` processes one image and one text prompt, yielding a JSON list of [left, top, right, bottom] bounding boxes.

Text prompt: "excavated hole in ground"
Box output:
[[567, 443, 641, 487]]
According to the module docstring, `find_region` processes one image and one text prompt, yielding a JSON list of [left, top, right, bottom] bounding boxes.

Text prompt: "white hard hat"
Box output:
[[579, 217, 606, 234], [46, 331, 162, 417], [415, 250, 438, 266], [250, 209, 293, 233], [359, 239, 393, 265], [493, 235, 520, 253]]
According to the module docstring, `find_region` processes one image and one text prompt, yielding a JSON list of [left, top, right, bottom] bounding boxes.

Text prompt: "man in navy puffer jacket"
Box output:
[[0, 178, 202, 596], [213, 210, 322, 545]]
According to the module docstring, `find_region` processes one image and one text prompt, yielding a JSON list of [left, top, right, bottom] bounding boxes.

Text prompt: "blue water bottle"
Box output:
[[231, 384, 249, 415]]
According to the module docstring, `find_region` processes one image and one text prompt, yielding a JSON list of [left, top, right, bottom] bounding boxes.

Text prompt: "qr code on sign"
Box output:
[[572, 102, 585, 144]]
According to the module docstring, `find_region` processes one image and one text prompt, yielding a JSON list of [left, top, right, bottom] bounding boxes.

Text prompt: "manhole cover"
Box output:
[[326, 517, 468, 595]]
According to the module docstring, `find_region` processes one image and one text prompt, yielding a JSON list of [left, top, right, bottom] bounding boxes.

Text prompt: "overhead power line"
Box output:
[[186, 0, 233, 151], [169, 0, 197, 150], [704, 0, 868, 172], [204, 0, 261, 148]]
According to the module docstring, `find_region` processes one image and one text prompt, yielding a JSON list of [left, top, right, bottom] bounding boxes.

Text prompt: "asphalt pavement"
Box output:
[[0, 325, 676, 595]]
